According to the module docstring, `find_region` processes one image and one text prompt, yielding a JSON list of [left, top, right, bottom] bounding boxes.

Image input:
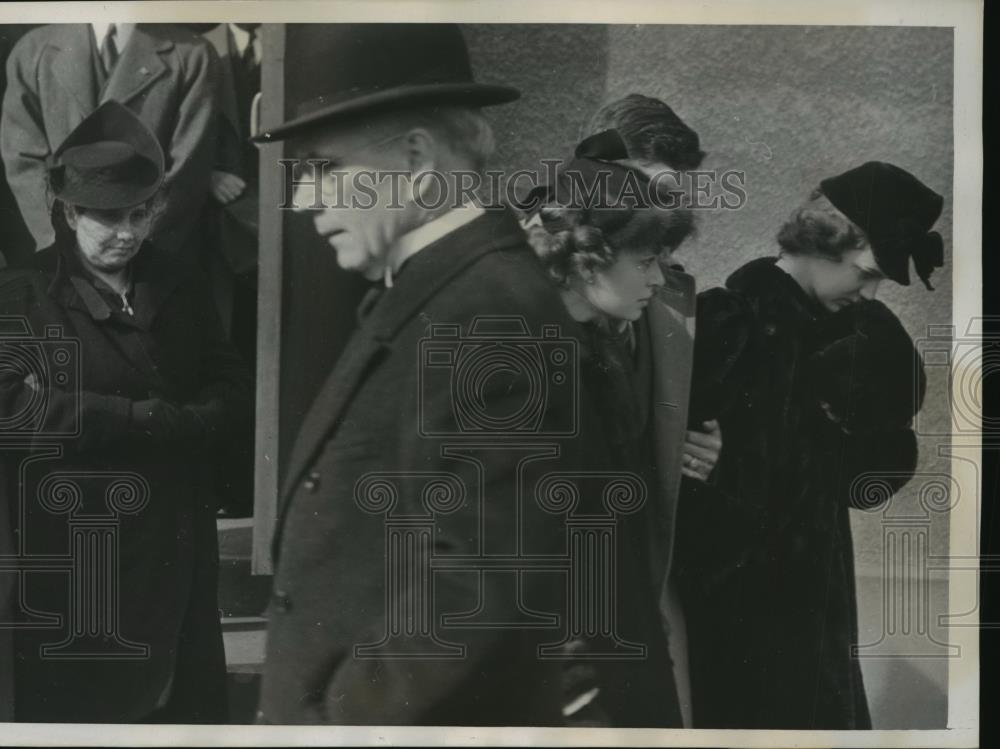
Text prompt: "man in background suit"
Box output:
[[1, 23, 219, 260], [198, 23, 261, 518], [200, 22, 260, 361], [0, 25, 36, 269]]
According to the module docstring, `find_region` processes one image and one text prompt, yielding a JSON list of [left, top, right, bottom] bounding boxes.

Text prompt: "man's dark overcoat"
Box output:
[[0, 240, 251, 722], [257, 208, 599, 726], [673, 257, 922, 729]]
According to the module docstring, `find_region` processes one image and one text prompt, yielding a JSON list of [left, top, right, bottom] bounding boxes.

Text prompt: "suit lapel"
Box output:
[[278, 334, 388, 504], [103, 25, 171, 107], [645, 268, 697, 589], [50, 25, 99, 118], [277, 209, 530, 510]]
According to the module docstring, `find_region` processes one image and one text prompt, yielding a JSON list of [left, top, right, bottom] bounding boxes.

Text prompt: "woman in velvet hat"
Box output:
[[0, 101, 251, 722], [671, 161, 942, 729]]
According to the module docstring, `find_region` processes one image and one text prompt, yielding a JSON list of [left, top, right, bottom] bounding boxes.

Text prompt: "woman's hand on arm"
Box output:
[[681, 419, 722, 481]]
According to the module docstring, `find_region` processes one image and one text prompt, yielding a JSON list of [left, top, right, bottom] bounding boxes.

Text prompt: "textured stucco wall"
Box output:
[[464, 24, 954, 727], [465, 22, 954, 567]]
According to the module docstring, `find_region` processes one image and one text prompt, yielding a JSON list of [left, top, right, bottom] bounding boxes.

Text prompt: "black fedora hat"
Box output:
[[48, 101, 165, 210], [252, 23, 519, 143], [819, 161, 945, 290]]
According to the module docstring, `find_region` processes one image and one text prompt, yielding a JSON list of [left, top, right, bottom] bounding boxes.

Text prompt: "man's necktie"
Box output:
[[241, 27, 260, 86], [101, 24, 119, 77]]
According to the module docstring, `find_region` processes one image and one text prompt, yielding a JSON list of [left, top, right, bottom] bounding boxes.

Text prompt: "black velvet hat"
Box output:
[[251, 24, 519, 143], [520, 129, 652, 234], [818, 161, 945, 290], [48, 101, 164, 210], [522, 128, 694, 250]]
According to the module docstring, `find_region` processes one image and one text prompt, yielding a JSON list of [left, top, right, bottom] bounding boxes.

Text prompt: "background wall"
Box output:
[[463, 23, 955, 728], [276, 24, 955, 728]]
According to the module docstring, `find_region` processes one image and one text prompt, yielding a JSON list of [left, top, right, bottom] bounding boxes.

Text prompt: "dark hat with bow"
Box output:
[[48, 101, 164, 210], [523, 128, 693, 247], [251, 24, 519, 143], [521, 128, 647, 230], [818, 161, 945, 290]]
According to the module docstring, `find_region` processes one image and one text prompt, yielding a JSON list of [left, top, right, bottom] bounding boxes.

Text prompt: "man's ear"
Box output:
[[403, 127, 438, 175], [63, 203, 79, 231], [401, 127, 446, 206]]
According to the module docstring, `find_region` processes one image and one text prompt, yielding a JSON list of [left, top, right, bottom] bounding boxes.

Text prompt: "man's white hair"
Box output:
[[371, 105, 496, 172]]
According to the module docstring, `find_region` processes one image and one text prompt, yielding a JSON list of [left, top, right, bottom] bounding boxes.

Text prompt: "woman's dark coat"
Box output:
[[0, 240, 252, 722], [673, 257, 922, 729], [565, 321, 681, 728]]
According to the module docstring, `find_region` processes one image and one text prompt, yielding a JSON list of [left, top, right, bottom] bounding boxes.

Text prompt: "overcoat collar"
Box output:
[[726, 256, 828, 322], [43, 240, 184, 331], [50, 25, 173, 116], [49, 25, 102, 116], [362, 207, 529, 342], [277, 208, 531, 515], [103, 24, 173, 107]]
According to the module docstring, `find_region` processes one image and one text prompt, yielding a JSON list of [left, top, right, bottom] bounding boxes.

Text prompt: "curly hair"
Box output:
[[776, 189, 869, 259], [527, 202, 694, 287]]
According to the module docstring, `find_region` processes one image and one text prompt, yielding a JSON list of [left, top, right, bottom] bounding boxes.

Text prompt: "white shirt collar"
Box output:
[[228, 23, 262, 64], [383, 203, 485, 288], [91, 23, 135, 53]]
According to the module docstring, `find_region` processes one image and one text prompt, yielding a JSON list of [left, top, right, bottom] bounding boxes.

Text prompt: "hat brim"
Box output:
[[251, 82, 521, 144], [56, 182, 161, 211]]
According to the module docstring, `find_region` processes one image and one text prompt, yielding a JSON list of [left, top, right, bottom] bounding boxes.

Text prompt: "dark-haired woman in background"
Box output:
[[672, 162, 943, 729], [523, 141, 702, 727]]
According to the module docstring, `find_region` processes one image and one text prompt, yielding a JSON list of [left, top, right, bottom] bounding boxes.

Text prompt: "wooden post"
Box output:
[[252, 23, 285, 576]]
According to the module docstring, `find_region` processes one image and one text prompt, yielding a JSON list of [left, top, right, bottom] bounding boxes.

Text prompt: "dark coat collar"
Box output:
[[725, 256, 828, 322], [362, 207, 533, 342], [276, 206, 534, 513], [40, 240, 185, 330]]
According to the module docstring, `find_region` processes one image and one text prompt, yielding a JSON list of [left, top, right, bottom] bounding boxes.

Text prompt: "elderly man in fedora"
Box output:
[[0, 101, 251, 722], [253, 25, 590, 725]]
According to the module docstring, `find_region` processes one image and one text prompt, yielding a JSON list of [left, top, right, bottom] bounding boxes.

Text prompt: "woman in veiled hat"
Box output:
[[0, 101, 252, 723], [522, 134, 701, 728], [671, 162, 943, 729]]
